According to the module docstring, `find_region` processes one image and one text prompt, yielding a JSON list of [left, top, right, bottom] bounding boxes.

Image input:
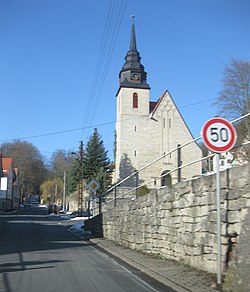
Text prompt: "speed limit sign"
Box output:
[[201, 117, 237, 153]]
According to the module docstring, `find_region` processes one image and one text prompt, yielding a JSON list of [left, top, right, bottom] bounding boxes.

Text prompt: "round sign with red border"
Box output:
[[201, 117, 237, 153]]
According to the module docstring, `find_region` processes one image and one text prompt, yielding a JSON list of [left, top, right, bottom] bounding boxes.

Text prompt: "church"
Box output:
[[114, 19, 202, 188]]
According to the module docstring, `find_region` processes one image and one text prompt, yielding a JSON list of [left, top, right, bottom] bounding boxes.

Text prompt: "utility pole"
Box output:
[[78, 141, 83, 216], [54, 184, 58, 203], [63, 171, 66, 211]]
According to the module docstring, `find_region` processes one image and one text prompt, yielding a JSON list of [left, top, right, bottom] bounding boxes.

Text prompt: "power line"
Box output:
[[0, 121, 115, 142], [82, 0, 115, 128], [82, 0, 127, 136], [88, 0, 127, 127], [0, 97, 216, 143], [179, 98, 217, 109]]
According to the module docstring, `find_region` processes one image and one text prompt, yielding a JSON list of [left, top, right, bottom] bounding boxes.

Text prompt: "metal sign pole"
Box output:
[[216, 153, 222, 286], [87, 198, 90, 219], [201, 117, 237, 288], [87, 179, 100, 217]]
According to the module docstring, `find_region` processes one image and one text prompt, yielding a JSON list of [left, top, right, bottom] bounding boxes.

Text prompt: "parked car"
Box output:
[[48, 204, 58, 214]]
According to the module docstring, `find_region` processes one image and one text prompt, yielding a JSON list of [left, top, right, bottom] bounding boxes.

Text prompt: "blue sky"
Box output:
[[0, 0, 249, 163]]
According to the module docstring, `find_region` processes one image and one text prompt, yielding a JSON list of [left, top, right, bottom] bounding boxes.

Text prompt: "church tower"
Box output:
[[115, 17, 150, 184], [115, 18, 202, 188]]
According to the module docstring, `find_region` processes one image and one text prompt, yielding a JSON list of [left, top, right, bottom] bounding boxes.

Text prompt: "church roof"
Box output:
[[118, 17, 150, 92], [121, 16, 142, 71], [150, 90, 167, 113], [149, 101, 157, 113], [150, 90, 198, 141]]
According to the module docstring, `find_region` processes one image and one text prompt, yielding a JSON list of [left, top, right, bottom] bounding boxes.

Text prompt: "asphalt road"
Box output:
[[0, 207, 161, 292]]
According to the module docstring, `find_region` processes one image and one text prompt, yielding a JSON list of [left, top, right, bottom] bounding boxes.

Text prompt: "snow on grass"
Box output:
[[69, 222, 84, 231], [68, 218, 92, 237]]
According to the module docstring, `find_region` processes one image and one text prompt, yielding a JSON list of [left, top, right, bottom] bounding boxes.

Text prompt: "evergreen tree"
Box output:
[[67, 157, 81, 194], [83, 128, 111, 193]]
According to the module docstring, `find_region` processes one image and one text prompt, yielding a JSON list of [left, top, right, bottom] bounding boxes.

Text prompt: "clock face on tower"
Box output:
[[130, 71, 141, 82]]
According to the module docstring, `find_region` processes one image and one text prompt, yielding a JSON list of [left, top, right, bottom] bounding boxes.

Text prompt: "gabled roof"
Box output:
[[150, 90, 198, 141], [149, 90, 168, 113], [0, 151, 3, 177], [2, 158, 13, 175]]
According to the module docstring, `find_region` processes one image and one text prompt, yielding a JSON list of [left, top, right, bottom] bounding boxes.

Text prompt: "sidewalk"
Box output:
[[89, 238, 220, 292]]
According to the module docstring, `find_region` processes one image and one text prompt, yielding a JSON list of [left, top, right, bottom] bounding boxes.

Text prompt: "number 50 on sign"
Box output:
[[201, 117, 237, 153]]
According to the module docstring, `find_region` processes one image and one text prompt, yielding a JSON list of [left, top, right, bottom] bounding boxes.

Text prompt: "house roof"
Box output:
[[2, 158, 13, 175], [0, 151, 3, 177]]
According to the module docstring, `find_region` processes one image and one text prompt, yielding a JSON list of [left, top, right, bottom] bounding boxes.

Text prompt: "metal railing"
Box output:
[[90, 113, 250, 214]]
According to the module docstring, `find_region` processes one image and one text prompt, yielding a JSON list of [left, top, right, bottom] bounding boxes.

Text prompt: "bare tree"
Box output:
[[216, 58, 250, 121], [50, 149, 75, 178], [40, 177, 64, 204], [215, 59, 250, 162], [1, 140, 48, 198]]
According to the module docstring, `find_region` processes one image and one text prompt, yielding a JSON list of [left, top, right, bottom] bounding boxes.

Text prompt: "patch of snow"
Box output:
[[48, 213, 59, 217], [68, 221, 92, 237], [60, 215, 72, 220], [71, 216, 89, 221], [69, 222, 84, 231], [39, 204, 48, 208]]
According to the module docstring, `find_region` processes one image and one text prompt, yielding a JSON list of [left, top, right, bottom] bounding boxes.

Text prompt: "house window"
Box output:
[[134, 150, 137, 157], [133, 93, 138, 108], [169, 118, 171, 128], [135, 125, 136, 132]]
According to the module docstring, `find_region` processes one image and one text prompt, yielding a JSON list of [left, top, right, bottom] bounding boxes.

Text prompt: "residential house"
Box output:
[[0, 154, 20, 210]]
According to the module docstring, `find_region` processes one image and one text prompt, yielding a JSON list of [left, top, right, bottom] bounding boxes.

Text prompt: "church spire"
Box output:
[[118, 16, 150, 90], [129, 15, 137, 52]]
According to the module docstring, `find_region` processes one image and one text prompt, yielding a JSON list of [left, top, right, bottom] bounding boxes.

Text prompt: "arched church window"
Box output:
[[161, 170, 172, 187], [133, 92, 138, 108]]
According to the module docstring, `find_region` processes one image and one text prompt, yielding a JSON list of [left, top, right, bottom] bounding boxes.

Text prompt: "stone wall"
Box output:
[[84, 213, 103, 237], [223, 208, 250, 292], [102, 164, 250, 274]]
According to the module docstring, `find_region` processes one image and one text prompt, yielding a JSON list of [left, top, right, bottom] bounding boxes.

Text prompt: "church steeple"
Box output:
[[129, 16, 137, 53], [118, 16, 150, 90]]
